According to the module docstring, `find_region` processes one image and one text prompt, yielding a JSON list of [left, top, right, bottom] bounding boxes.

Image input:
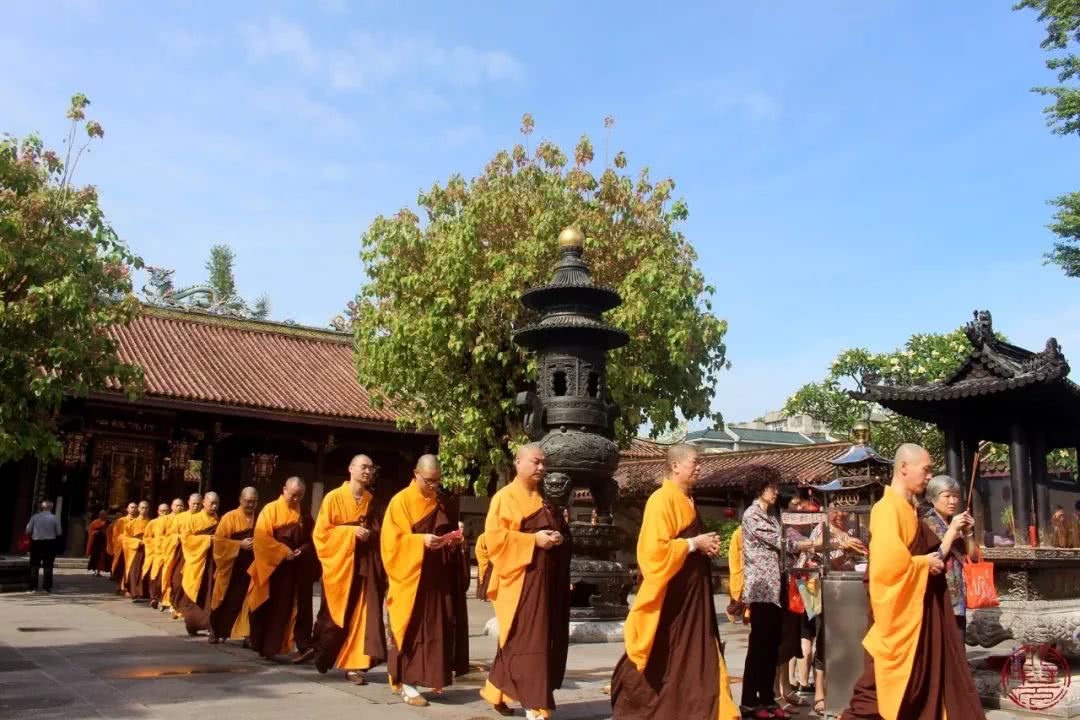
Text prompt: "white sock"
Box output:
[[401, 684, 421, 698]]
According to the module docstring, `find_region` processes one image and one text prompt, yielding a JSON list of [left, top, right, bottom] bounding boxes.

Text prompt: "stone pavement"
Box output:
[[0, 570, 1022, 719]]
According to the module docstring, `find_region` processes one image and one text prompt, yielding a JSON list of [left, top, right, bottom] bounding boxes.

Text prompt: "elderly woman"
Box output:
[[922, 475, 974, 635]]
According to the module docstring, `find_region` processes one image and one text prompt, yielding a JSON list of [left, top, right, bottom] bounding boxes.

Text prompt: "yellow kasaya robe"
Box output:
[[109, 515, 132, 580], [141, 517, 161, 582], [480, 480, 571, 717], [382, 483, 437, 655], [855, 486, 930, 720], [209, 508, 255, 640], [159, 513, 183, 607], [312, 482, 385, 672], [147, 514, 172, 586], [181, 511, 218, 601], [246, 497, 302, 657], [119, 517, 149, 591], [474, 532, 491, 600], [611, 480, 740, 720]]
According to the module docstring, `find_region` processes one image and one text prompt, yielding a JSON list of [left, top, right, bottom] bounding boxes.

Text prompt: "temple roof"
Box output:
[[98, 305, 416, 429], [615, 441, 851, 499], [858, 310, 1080, 446]]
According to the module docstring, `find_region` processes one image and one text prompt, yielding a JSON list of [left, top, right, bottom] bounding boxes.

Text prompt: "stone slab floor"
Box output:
[[0, 570, 1024, 719]]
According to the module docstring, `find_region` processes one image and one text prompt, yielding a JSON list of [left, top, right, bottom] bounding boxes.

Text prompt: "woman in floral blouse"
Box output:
[[922, 475, 974, 635], [740, 478, 808, 720]]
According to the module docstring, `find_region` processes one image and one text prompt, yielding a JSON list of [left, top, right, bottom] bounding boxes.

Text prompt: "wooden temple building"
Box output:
[[0, 305, 437, 554], [859, 309, 1080, 545]]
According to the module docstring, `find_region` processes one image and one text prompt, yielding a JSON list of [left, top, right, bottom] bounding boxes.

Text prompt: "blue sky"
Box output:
[[4, 1, 1078, 427]]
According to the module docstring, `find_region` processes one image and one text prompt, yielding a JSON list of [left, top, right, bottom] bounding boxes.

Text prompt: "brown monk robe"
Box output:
[[144, 504, 171, 607], [611, 444, 740, 720], [247, 477, 321, 662], [176, 492, 221, 635], [167, 493, 203, 618], [121, 502, 150, 597], [382, 455, 469, 707], [480, 444, 572, 719], [110, 502, 138, 589], [86, 510, 110, 575], [209, 487, 258, 643], [842, 444, 983, 720], [157, 498, 186, 611], [312, 455, 388, 682]]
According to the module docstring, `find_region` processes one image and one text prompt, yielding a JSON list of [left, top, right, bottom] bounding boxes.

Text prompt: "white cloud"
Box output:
[[242, 17, 523, 92], [242, 16, 320, 72], [159, 28, 219, 54], [248, 88, 356, 134]]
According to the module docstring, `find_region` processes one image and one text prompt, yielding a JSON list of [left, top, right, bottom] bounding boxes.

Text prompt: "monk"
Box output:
[[842, 444, 984, 720], [86, 509, 110, 576], [209, 487, 258, 644], [474, 532, 491, 600], [120, 501, 150, 597], [176, 491, 220, 636], [166, 493, 203, 618], [480, 444, 572, 719], [122, 501, 153, 601], [382, 455, 470, 706], [110, 502, 138, 589], [611, 443, 740, 720], [247, 477, 320, 662], [158, 498, 185, 612], [312, 455, 388, 683], [143, 503, 171, 608]]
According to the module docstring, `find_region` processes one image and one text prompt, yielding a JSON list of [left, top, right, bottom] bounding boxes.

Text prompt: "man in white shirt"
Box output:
[[26, 501, 63, 593]]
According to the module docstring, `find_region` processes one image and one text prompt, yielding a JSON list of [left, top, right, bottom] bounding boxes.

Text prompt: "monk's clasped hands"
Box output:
[[534, 530, 563, 549]]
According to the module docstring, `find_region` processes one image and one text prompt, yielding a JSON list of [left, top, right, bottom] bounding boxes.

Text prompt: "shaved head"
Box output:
[[157, 503, 169, 516], [893, 443, 934, 499], [666, 443, 700, 466], [240, 486, 258, 514], [416, 454, 441, 473], [667, 443, 701, 489], [283, 476, 305, 509], [203, 491, 220, 516], [171, 498, 184, 513], [348, 454, 375, 487], [188, 493, 203, 512], [513, 443, 546, 488]]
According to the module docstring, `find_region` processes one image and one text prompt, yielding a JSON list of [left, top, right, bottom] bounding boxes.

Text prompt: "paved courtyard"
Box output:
[[0, 569, 1027, 719]]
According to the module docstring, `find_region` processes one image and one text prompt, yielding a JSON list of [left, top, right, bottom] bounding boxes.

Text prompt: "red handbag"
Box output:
[[963, 548, 999, 609], [16, 533, 31, 553], [787, 575, 806, 614]]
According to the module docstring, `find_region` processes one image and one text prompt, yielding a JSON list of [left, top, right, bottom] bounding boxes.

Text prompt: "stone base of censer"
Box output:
[[967, 547, 1080, 658]]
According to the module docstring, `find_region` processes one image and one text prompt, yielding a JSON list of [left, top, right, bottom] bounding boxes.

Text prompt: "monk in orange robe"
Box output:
[[121, 501, 151, 597], [157, 498, 185, 612], [312, 455, 388, 683], [143, 503, 171, 608], [122, 501, 153, 600], [110, 502, 138, 589], [382, 455, 470, 706], [209, 487, 258, 644], [175, 491, 221, 636], [474, 532, 491, 600], [86, 509, 110, 576], [610, 444, 740, 720], [247, 477, 320, 662], [166, 493, 203, 618], [842, 444, 983, 720], [480, 444, 572, 720]]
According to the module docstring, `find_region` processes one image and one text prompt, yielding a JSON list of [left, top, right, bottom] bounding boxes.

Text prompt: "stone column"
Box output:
[[1009, 423, 1034, 545]]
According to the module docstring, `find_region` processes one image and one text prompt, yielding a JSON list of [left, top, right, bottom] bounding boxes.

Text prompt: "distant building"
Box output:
[[738, 410, 833, 437], [685, 425, 835, 453]]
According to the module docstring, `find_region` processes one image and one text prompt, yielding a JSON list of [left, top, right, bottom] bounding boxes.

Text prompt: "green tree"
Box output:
[[784, 330, 974, 460], [0, 94, 144, 463], [1015, 1, 1080, 274], [354, 115, 729, 490]]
